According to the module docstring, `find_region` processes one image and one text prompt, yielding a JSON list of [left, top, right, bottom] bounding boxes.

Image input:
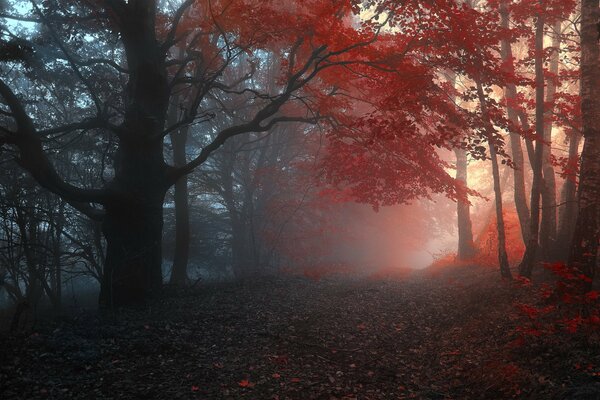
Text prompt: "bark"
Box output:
[[168, 90, 191, 286], [540, 21, 562, 260], [169, 129, 191, 286], [519, 12, 546, 278], [455, 148, 477, 260], [100, 184, 167, 307], [568, 0, 600, 286], [446, 70, 476, 260], [556, 133, 582, 259], [476, 80, 512, 279], [50, 200, 66, 311], [499, 1, 531, 245], [99, 3, 172, 306]]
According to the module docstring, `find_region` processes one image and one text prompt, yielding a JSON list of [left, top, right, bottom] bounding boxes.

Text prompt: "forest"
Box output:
[[0, 0, 599, 398]]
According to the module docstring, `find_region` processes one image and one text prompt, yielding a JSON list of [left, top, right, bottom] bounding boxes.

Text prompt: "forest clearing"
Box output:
[[2, 267, 599, 400]]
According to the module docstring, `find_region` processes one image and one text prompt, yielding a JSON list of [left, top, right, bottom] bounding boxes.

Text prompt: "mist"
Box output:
[[0, 0, 599, 399]]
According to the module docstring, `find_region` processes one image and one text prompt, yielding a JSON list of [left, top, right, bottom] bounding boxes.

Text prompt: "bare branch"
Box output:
[[161, 0, 196, 52], [30, 1, 103, 113], [0, 79, 108, 206]]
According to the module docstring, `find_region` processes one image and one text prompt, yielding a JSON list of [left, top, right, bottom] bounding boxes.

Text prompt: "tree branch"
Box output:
[[0, 79, 108, 206], [161, 0, 196, 52]]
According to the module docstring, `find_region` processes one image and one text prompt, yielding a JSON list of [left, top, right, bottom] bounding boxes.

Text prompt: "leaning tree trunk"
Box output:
[[476, 80, 512, 279], [499, 0, 531, 245], [568, 0, 600, 286], [455, 148, 477, 260], [519, 12, 545, 278], [540, 20, 562, 260]]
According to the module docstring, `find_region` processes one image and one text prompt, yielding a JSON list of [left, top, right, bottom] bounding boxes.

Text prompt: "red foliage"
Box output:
[[513, 263, 600, 343], [427, 208, 525, 275]]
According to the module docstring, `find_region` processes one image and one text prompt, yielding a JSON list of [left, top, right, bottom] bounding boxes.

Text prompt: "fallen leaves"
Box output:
[[1, 275, 598, 400]]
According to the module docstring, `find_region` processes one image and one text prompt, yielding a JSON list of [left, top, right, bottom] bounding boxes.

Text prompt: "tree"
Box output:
[[568, 0, 600, 286], [498, 0, 531, 245], [0, 0, 419, 306], [518, 8, 546, 278]]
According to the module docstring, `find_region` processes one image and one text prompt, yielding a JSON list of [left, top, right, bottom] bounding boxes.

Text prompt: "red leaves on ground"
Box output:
[[237, 379, 255, 388], [513, 263, 600, 341]]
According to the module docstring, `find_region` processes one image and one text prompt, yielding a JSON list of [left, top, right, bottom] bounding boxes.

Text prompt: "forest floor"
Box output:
[[1, 265, 600, 400]]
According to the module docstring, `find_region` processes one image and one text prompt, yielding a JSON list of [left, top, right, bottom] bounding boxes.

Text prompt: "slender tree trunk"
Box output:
[[568, 0, 600, 286], [50, 200, 66, 311], [499, 1, 531, 245], [556, 132, 582, 259], [519, 12, 546, 278], [540, 20, 562, 260], [168, 93, 191, 286], [447, 71, 477, 260], [455, 148, 477, 259], [476, 80, 512, 279]]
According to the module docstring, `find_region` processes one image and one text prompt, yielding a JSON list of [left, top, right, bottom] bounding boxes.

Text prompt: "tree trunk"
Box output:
[[168, 108, 191, 286], [568, 0, 600, 286], [455, 148, 477, 260], [231, 223, 253, 279], [98, 3, 171, 307], [499, 1, 531, 245], [476, 80, 512, 279], [100, 185, 167, 307], [169, 152, 191, 285], [556, 132, 582, 259], [50, 200, 66, 311], [519, 12, 546, 278], [540, 20, 562, 260]]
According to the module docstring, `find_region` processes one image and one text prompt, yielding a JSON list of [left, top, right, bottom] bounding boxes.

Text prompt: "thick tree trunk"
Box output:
[[476, 80, 512, 279], [540, 20, 562, 260], [519, 12, 546, 278], [569, 0, 600, 286], [99, 134, 169, 308], [556, 133, 582, 259], [455, 148, 477, 260], [98, 3, 171, 307], [499, 1, 531, 245], [100, 185, 167, 307]]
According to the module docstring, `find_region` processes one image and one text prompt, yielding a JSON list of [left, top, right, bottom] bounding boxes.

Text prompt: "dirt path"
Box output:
[[1, 274, 599, 399]]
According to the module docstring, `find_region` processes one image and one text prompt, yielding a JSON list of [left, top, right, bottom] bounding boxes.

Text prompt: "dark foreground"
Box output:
[[1, 270, 600, 399]]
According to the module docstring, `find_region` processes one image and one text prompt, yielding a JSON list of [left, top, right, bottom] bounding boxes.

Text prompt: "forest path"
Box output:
[[1, 273, 598, 399]]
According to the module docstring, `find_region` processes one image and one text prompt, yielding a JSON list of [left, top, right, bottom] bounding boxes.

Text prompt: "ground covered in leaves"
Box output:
[[1, 267, 600, 399]]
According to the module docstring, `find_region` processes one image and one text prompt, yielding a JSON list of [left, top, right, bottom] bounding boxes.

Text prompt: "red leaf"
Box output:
[[585, 291, 600, 302], [238, 379, 255, 388]]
